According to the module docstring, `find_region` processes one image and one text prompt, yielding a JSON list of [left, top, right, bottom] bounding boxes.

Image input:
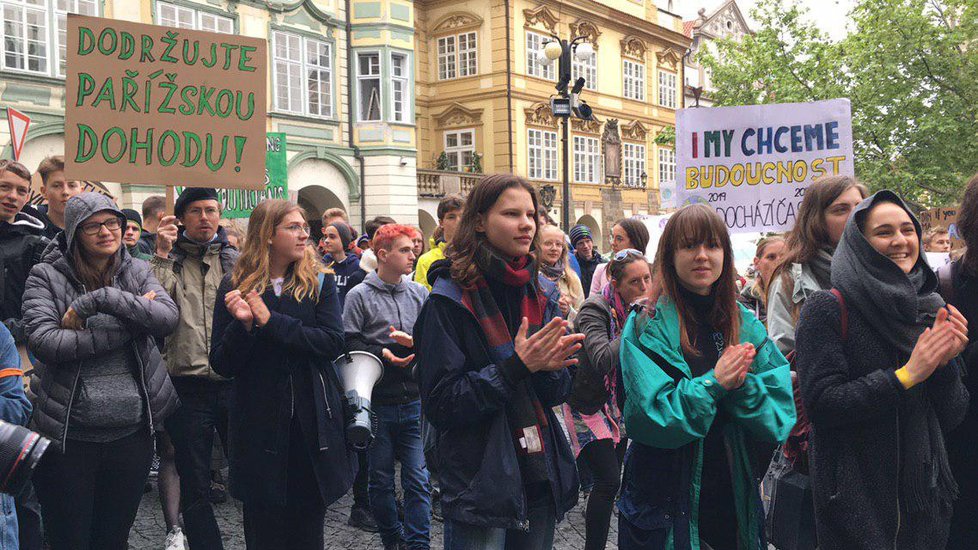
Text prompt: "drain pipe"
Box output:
[[346, 0, 367, 233]]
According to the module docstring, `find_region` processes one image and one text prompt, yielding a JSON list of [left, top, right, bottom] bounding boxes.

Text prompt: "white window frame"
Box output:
[[357, 51, 382, 122], [390, 51, 409, 123], [156, 2, 233, 33], [623, 59, 645, 101], [573, 135, 601, 184], [526, 31, 554, 80], [436, 35, 456, 80], [658, 147, 676, 189], [2, 0, 99, 78], [271, 31, 333, 118], [444, 129, 475, 171], [658, 69, 677, 109], [571, 48, 596, 91], [528, 128, 558, 181], [623, 142, 646, 188]]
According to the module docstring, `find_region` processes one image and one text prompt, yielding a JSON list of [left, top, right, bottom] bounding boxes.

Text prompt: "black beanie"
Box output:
[[330, 222, 353, 251], [174, 187, 220, 218], [121, 208, 142, 230]]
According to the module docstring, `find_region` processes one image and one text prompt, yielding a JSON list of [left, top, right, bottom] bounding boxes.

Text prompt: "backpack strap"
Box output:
[[828, 288, 849, 342]]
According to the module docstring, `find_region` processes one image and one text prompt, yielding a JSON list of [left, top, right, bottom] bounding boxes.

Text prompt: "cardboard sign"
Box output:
[[64, 15, 267, 190], [27, 178, 114, 208], [675, 99, 855, 233], [919, 206, 961, 249], [176, 133, 288, 219]]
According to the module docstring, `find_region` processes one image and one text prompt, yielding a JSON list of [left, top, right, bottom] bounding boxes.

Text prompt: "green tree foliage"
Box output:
[[699, 0, 978, 205]]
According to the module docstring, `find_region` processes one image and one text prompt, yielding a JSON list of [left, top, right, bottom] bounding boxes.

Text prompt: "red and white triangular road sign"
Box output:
[[7, 108, 30, 161]]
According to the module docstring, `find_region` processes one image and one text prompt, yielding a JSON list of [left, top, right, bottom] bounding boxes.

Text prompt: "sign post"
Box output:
[[675, 99, 855, 233]]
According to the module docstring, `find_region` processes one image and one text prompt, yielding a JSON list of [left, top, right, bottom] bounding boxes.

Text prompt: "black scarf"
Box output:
[[832, 190, 956, 512]]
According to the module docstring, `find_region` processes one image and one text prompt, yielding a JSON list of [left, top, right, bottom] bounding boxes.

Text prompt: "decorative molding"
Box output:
[[258, 0, 335, 26], [524, 102, 558, 128], [523, 5, 559, 34], [434, 103, 484, 129], [621, 120, 649, 142], [431, 11, 483, 34], [656, 48, 682, 70], [569, 20, 601, 48], [620, 35, 648, 59], [571, 116, 602, 135]]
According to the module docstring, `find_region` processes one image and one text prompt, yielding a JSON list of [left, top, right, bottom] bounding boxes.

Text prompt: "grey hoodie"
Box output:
[[343, 271, 428, 405]]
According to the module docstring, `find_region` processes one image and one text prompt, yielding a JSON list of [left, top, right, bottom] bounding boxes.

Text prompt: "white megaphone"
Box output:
[[335, 351, 384, 450]]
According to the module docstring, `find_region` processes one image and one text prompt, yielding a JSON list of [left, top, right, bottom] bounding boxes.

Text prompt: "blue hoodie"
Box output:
[[324, 253, 365, 309]]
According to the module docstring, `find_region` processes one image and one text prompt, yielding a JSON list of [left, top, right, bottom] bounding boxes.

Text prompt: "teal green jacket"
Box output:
[[619, 296, 796, 549]]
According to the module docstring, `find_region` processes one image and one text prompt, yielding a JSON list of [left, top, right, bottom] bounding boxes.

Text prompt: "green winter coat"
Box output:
[[620, 296, 796, 549]]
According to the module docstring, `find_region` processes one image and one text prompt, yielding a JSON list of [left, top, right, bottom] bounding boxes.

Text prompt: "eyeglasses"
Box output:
[[79, 217, 123, 235], [281, 223, 311, 236], [614, 248, 644, 261]]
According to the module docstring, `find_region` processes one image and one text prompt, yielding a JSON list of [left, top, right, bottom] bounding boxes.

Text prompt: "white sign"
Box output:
[[675, 99, 855, 233]]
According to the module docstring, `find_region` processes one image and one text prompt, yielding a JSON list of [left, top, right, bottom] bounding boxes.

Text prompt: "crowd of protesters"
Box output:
[[2, 154, 978, 550]]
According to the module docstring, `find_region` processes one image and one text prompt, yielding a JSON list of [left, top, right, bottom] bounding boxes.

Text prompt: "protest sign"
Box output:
[[675, 99, 855, 233], [919, 206, 961, 249], [64, 14, 267, 190], [176, 133, 288, 218]]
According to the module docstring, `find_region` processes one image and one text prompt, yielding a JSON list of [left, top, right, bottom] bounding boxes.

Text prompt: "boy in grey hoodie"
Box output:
[[343, 224, 431, 550]]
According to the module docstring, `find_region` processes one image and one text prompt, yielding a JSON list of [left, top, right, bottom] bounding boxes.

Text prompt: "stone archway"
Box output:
[[418, 209, 438, 247], [297, 185, 345, 240]]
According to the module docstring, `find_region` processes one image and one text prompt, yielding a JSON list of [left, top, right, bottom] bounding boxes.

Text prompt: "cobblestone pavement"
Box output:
[[129, 484, 611, 549]]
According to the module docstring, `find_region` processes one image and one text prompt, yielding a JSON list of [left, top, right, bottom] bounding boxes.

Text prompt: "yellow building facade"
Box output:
[[415, 0, 689, 248]]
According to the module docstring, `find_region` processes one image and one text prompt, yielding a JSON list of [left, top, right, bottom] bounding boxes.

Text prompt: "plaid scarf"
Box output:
[[462, 248, 552, 482]]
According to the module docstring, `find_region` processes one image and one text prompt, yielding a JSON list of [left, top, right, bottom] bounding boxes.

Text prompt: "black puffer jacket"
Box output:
[[22, 194, 180, 451], [0, 207, 48, 344]]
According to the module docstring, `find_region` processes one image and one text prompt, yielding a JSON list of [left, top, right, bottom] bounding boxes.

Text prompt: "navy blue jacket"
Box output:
[[415, 262, 579, 529], [324, 253, 365, 309], [210, 272, 354, 507]]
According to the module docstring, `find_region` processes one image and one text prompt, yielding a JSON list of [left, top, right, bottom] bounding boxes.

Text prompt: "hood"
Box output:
[[63, 192, 125, 252], [363, 270, 406, 292], [324, 252, 359, 268], [3, 208, 45, 234]]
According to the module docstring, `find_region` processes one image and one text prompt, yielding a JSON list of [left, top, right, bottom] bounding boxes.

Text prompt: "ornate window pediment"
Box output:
[[656, 48, 682, 70], [569, 20, 600, 48], [621, 120, 649, 142], [435, 103, 484, 128], [432, 12, 483, 35], [620, 35, 647, 60], [571, 116, 602, 135], [523, 5, 559, 34], [525, 102, 557, 128]]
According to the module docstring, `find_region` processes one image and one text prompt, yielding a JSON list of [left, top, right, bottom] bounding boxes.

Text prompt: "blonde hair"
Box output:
[[232, 200, 329, 302]]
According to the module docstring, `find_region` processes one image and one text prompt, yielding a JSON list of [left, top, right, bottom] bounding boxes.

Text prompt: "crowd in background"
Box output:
[[1, 154, 978, 550]]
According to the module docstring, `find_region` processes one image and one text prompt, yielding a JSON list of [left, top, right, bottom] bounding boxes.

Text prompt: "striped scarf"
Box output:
[[462, 249, 552, 480]]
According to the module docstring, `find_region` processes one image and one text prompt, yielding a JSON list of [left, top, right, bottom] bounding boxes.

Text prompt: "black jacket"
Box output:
[[796, 290, 969, 550], [416, 262, 579, 529], [33, 204, 64, 240], [938, 260, 978, 548], [1, 210, 49, 344], [137, 230, 156, 257], [575, 252, 605, 299], [210, 272, 354, 507]]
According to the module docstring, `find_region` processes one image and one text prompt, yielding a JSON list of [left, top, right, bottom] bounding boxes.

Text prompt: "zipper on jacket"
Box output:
[[319, 371, 333, 419], [390, 288, 408, 396], [132, 341, 154, 435], [289, 374, 295, 419], [61, 282, 89, 452]]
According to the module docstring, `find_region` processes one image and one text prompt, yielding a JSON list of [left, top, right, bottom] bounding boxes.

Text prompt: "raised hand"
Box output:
[[389, 325, 414, 348], [244, 291, 271, 327], [224, 290, 254, 329], [383, 348, 416, 368], [514, 317, 585, 372], [155, 215, 179, 258]]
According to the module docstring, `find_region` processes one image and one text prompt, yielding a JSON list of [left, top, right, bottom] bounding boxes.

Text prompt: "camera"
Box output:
[[0, 421, 50, 496]]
